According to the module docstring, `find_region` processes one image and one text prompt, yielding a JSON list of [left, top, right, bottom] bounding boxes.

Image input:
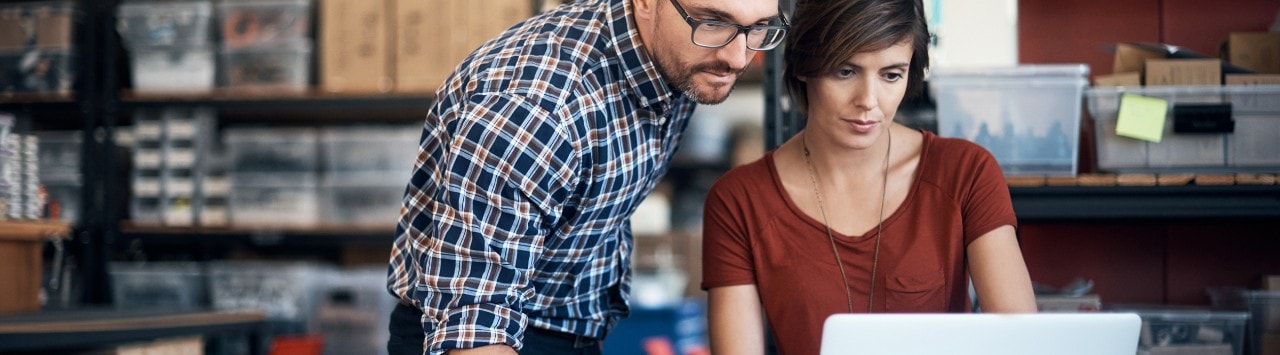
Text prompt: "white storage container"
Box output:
[[321, 176, 403, 227], [110, 262, 206, 310], [931, 64, 1089, 176], [117, 0, 213, 48], [224, 127, 318, 174], [218, 40, 311, 90], [1087, 85, 1280, 172], [129, 46, 216, 92], [229, 173, 319, 227], [320, 126, 418, 180], [208, 261, 328, 323]]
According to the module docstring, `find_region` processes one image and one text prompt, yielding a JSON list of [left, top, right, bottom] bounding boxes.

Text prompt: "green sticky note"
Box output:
[[1115, 94, 1168, 143]]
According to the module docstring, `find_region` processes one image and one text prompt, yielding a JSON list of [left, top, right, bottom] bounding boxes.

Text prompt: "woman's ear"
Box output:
[[796, 75, 809, 82]]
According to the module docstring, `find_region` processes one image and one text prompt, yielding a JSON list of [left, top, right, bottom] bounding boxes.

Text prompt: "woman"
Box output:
[[700, 0, 1037, 354]]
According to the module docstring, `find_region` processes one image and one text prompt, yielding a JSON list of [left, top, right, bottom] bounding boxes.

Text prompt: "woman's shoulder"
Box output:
[[712, 152, 776, 187], [921, 131, 999, 167]]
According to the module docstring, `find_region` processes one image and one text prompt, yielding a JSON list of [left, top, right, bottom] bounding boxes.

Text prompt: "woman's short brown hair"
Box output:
[[784, 0, 931, 114]]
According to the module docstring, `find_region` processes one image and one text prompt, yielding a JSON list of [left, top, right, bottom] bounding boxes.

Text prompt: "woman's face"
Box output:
[[800, 40, 913, 150]]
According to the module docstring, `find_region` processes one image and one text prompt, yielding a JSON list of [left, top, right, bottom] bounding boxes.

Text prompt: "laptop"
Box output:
[[820, 313, 1141, 355]]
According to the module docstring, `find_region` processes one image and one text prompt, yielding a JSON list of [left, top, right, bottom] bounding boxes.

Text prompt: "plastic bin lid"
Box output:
[[930, 64, 1090, 78], [1117, 309, 1250, 321], [118, 0, 213, 17]]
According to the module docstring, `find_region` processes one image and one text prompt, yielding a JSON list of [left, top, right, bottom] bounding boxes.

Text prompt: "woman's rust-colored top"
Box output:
[[701, 131, 1017, 355]]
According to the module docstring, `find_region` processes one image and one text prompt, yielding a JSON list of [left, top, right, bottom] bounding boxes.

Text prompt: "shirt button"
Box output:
[[657, 116, 667, 125]]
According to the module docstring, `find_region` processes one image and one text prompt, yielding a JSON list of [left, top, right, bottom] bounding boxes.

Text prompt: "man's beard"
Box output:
[[654, 55, 745, 105]]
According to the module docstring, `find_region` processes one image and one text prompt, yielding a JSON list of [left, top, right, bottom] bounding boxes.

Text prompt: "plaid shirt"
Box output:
[[387, 0, 696, 353]]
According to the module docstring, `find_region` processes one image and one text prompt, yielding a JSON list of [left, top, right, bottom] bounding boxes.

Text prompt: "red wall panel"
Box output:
[[1018, 0, 1161, 76], [1018, 222, 1166, 306], [1165, 220, 1280, 305], [1161, 0, 1280, 58]]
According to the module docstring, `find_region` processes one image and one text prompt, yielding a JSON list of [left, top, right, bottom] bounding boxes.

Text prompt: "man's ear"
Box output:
[[633, 0, 658, 22], [797, 75, 809, 82]]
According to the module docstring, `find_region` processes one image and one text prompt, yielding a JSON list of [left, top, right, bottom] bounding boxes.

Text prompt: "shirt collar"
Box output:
[[606, 0, 682, 115]]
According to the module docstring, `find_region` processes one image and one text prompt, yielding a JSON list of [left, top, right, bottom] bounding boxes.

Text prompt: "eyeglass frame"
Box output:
[[667, 0, 790, 51]]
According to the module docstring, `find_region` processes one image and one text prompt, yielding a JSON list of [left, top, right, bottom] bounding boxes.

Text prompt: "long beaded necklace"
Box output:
[[801, 128, 891, 313]]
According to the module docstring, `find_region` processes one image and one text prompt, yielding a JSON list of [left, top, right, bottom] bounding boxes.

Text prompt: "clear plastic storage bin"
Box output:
[[1245, 291, 1280, 355], [110, 262, 206, 310], [320, 126, 418, 179], [321, 176, 404, 227], [116, 0, 213, 48], [129, 46, 215, 91], [218, 40, 311, 90], [216, 0, 311, 49], [224, 127, 318, 174], [0, 47, 75, 94], [1087, 85, 1280, 173], [1120, 309, 1250, 355], [208, 261, 327, 323], [229, 174, 319, 227], [931, 64, 1089, 176]]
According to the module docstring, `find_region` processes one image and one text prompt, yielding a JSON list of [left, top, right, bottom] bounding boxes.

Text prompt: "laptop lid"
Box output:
[[820, 313, 1141, 355]]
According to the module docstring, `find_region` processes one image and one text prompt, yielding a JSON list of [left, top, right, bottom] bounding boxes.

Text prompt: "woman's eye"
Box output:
[[835, 69, 855, 78], [884, 72, 903, 82]]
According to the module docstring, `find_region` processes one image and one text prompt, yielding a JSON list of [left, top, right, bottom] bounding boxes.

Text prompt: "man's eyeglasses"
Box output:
[[668, 0, 789, 51]]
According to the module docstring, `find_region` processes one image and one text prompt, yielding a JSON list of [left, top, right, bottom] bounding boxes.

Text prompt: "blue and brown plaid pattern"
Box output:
[[387, 0, 696, 353]]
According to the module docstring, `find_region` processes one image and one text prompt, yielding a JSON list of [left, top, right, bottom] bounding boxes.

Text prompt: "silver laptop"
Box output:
[[820, 313, 1141, 355]]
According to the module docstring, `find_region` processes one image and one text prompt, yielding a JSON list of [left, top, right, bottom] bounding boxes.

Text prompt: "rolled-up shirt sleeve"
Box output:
[[395, 92, 577, 354]]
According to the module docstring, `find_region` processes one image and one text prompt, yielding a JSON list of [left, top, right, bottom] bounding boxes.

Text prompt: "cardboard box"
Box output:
[[395, 0, 530, 94], [1145, 59, 1222, 86], [320, 0, 392, 93], [1261, 275, 1280, 291], [1226, 32, 1280, 74], [1094, 72, 1142, 87], [1226, 74, 1280, 85], [114, 336, 203, 355], [394, 0, 456, 93], [1262, 332, 1280, 355], [1115, 43, 1166, 74]]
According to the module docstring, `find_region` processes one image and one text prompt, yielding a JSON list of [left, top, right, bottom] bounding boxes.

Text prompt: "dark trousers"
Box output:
[[388, 301, 603, 355]]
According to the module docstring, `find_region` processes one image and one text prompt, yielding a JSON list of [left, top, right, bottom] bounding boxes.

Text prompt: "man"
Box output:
[[387, 0, 786, 354]]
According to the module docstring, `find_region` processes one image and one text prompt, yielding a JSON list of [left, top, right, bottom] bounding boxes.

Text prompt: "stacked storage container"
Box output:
[[1116, 309, 1251, 355], [0, 1, 76, 94], [226, 127, 319, 227], [216, 0, 312, 91], [35, 130, 80, 224], [117, 0, 215, 92], [319, 126, 417, 228], [1087, 85, 1280, 173], [0, 115, 44, 220], [130, 107, 223, 226]]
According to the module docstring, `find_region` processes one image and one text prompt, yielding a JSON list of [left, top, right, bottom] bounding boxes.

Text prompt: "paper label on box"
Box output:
[[1116, 94, 1168, 143]]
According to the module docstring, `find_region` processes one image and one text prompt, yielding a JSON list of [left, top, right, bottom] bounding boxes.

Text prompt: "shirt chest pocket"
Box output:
[[884, 268, 947, 312]]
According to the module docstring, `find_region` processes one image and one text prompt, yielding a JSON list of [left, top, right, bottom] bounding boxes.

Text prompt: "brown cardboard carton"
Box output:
[[1226, 74, 1280, 85], [1145, 59, 1222, 86], [1095, 72, 1142, 87], [1262, 332, 1280, 355], [395, 0, 461, 93], [1115, 43, 1166, 75], [320, 0, 392, 93], [1261, 275, 1280, 291], [1227, 32, 1280, 74]]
